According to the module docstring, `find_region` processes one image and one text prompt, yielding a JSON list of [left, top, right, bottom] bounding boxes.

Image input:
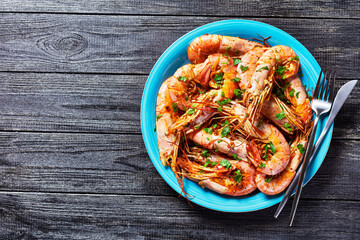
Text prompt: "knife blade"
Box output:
[[274, 79, 358, 218]]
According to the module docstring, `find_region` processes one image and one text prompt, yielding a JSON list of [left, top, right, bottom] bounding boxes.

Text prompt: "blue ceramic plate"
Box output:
[[141, 20, 332, 212]]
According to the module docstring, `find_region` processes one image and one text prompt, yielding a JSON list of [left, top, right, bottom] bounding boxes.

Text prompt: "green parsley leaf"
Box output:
[[221, 126, 230, 137], [214, 72, 224, 84], [221, 120, 229, 126], [226, 46, 231, 51], [269, 141, 276, 153], [259, 162, 266, 169], [156, 114, 163, 121], [290, 56, 299, 61], [295, 92, 300, 99], [275, 65, 288, 79], [211, 124, 218, 129], [256, 118, 264, 128], [218, 106, 223, 112], [239, 65, 249, 73], [289, 88, 295, 97], [185, 96, 189, 101], [204, 159, 216, 167], [194, 125, 201, 130], [256, 66, 269, 72], [172, 102, 178, 112], [265, 176, 274, 183], [234, 89, 242, 97], [220, 159, 232, 170], [221, 91, 225, 97], [233, 170, 242, 183], [232, 77, 241, 83], [201, 149, 210, 158], [203, 128, 213, 134], [284, 123, 292, 131], [233, 58, 241, 65], [232, 154, 241, 161], [297, 144, 305, 154], [218, 98, 231, 105], [275, 111, 286, 120], [178, 76, 187, 82], [187, 108, 195, 115]]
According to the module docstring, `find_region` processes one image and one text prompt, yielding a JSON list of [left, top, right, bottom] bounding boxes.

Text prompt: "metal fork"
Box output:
[[288, 70, 336, 226]]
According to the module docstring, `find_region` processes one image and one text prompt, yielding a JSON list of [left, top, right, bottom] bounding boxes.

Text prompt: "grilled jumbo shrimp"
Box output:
[[188, 34, 264, 64], [156, 79, 180, 166], [170, 54, 238, 131], [224, 102, 291, 175], [178, 153, 257, 196], [245, 45, 300, 123], [284, 74, 312, 126], [255, 135, 308, 195]]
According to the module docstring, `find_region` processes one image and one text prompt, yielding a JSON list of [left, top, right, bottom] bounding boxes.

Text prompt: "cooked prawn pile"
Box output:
[[155, 34, 313, 196]]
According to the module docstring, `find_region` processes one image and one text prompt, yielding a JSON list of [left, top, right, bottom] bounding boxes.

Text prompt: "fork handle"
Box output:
[[289, 116, 320, 226]]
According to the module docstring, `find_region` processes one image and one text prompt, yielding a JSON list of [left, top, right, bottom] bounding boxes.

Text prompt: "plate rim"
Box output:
[[141, 19, 333, 213]]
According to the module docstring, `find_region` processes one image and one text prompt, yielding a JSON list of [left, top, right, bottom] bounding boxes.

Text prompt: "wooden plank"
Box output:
[[0, 73, 358, 137], [0, 14, 359, 78], [0, 192, 358, 239], [1, 0, 359, 19], [0, 132, 357, 200]]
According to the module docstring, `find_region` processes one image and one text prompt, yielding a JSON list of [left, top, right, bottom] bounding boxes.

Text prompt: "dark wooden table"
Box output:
[[0, 1, 359, 239]]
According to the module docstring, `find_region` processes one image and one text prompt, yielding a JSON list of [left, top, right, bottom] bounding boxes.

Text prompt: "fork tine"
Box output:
[[313, 70, 323, 100], [328, 71, 336, 103], [324, 71, 332, 101], [319, 71, 328, 100]]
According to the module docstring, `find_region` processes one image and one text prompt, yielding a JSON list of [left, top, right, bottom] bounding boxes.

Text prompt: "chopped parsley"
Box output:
[[295, 92, 300, 99], [214, 72, 224, 84], [221, 120, 229, 126], [211, 124, 217, 128], [232, 154, 241, 161], [234, 89, 242, 97], [194, 125, 201, 130], [269, 141, 276, 153], [201, 149, 210, 158], [233, 58, 241, 65], [172, 102, 178, 112], [221, 126, 230, 137], [297, 144, 305, 154], [256, 118, 264, 128], [226, 46, 231, 51], [275, 111, 286, 120], [156, 114, 163, 121], [290, 56, 299, 61], [232, 77, 241, 83], [178, 76, 187, 82], [259, 162, 266, 169], [284, 123, 292, 131], [275, 65, 288, 79], [187, 108, 195, 115], [218, 106, 223, 112], [265, 176, 274, 183], [217, 98, 231, 106], [289, 88, 295, 97], [233, 170, 242, 183], [239, 65, 249, 73], [204, 159, 217, 167], [203, 128, 213, 134], [219, 159, 232, 170], [256, 66, 269, 72]]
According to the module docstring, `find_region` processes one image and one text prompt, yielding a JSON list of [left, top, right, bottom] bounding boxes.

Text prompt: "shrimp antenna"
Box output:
[[250, 34, 272, 47]]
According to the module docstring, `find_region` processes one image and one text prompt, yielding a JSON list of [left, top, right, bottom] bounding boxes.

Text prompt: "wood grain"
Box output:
[[0, 192, 358, 239], [1, 0, 359, 19], [0, 73, 358, 137], [0, 14, 358, 78], [0, 132, 357, 200]]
